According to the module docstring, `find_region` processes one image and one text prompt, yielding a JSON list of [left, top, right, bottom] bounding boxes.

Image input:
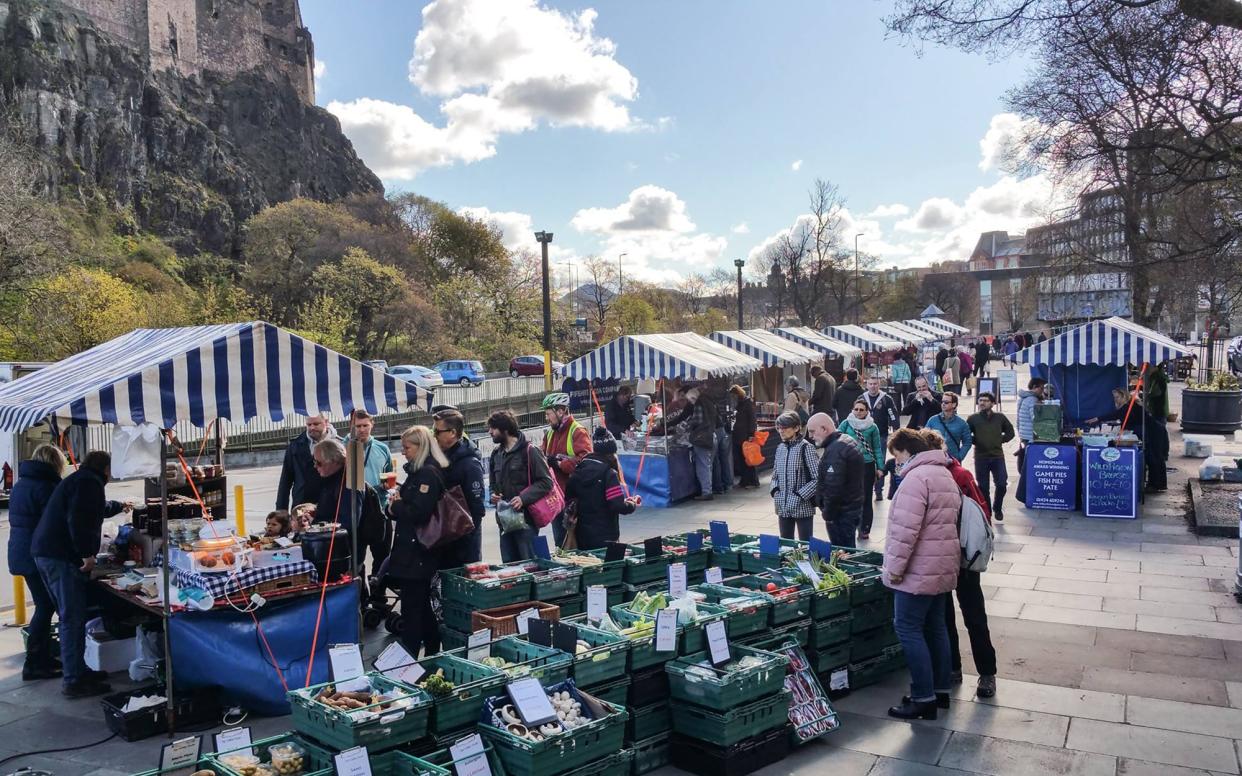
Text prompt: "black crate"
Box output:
[[627, 664, 670, 708], [668, 724, 792, 776], [101, 685, 220, 742]]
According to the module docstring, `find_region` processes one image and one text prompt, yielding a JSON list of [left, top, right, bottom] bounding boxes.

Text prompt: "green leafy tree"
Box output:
[[14, 267, 142, 358]]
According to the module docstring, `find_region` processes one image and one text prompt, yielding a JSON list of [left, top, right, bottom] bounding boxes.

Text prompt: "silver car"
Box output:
[[389, 364, 444, 391]]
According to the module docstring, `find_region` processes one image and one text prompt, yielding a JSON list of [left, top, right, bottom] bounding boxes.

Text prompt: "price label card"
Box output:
[[796, 560, 822, 586], [705, 567, 723, 585], [686, 532, 703, 552], [809, 538, 833, 562], [334, 746, 374, 776], [468, 628, 493, 663], [533, 535, 552, 560], [528, 618, 553, 647], [655, 608, 678, 653], [330, 643, 370, 692], [449, 733, 493, 776], [159, 736, 201, 771], [506, 676, 558, 725], [829, 669, 849, 691], [553, 622, 579, 655], [705, 620, 730, 666], [213, 727, 252, 755], [643, 536, 663, 559], [709, 520, 730, 549], [668, 562, 687, 598], [516, 607, 540, 636], [274, 536, 294, 548], [759, 534, 780, 556], [604, 542, 626, 562], [586, 585, 608, 621]]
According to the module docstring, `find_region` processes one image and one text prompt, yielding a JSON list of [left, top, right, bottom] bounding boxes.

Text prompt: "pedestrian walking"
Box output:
[[432, 409, 487, 565], [784, 377, 811, 424], [942, 350, 963, 396], [973, 340, 990, 379], [488, 410, 553, 562], [882, 429, 961, 721], [809, 365, 837, 419], [541, 392, 592, 545], [807, 413, 865, 549], [731, 384, 760, 488], [769, 411, 819, 540], [276, 413, 336, 510], [1014, 377, 1047, 504], [565, 428, 640, 550], [833, 368, 865, 422], [889, 357, 912, 415], [840, 399, 884, 540], [967, 392, 1015, 520], [905, 376, 942, 430], [925, 392, 973, 463], [862, 376, 899, 501]]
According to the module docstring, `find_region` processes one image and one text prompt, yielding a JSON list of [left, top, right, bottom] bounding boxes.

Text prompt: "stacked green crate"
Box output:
[[549, 549, 626, 613]]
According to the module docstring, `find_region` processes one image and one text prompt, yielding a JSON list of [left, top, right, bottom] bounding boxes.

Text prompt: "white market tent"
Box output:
[[1014, 317, 1191, 366], [901, 319, 952, 340], [826, 324, 904, 353], [562, 332, 763, 380], [883, 321, 940, 344], [919, 317, 971, 336], [862, 321, 925, 346], [709, 329, 822, 366], [772, 327, 863, 361]]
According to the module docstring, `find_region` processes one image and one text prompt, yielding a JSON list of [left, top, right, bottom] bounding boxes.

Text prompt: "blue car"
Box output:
[[435, 359, 486, 387]]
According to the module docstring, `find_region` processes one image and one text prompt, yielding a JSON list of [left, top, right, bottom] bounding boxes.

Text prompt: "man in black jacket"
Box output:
[[488, 411, 553, 562], [809, 365, 837, 419], [905, 375, 942, 430], [832, 369, 864, 422], [604, 386, 637, 439], [312, 439, 385, 601], [862, 376, 900, 500], [32, 451, 128, 697], [433, 409, 487, 565], [806, 414, 864, 548], [973, 340, 991, 378], [276, 414, 335, 510], [676, 387, 718, 501]]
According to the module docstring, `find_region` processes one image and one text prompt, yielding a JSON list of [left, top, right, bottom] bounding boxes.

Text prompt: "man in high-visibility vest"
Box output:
[[541, 393, 593, 546]]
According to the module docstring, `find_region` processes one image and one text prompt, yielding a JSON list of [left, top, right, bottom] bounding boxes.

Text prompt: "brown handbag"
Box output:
[[416, 478, 475, 550]]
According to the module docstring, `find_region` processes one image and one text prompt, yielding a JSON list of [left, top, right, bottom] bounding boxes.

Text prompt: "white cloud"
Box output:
[[313, 59, 327, 79], [864, 203, 910, 219], [791, 159, 803, 172], [329, 0, 641, 179], [572, 185, 697, 234], [979, 112, 1040, 172], [731, 222, 750, 235], [457, 206, 533, 251], [896, 198, 966, 232]]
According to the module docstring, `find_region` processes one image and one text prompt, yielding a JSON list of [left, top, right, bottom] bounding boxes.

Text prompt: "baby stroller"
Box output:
[[363, 556, 445, 637]]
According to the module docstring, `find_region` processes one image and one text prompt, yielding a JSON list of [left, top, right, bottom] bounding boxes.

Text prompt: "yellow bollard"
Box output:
[[234, 484, 246, 536], [12, 576, 27, 627]]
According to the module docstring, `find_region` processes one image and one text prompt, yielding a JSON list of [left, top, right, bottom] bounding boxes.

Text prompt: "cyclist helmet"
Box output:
[[541, 392, 571, 410]]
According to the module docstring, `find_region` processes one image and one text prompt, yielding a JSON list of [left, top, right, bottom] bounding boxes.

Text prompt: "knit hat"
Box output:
[[592, 426, 618, 456]]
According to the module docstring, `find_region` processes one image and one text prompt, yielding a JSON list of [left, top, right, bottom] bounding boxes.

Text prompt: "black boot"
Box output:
[[22, 659, 61, 681], [903, 692, 950, 709], [888, 698, 938, 720]]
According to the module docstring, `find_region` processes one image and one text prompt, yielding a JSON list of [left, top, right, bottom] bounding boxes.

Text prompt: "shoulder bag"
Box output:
[[525, 447, 565, 529], [415, 470, 475, 550]]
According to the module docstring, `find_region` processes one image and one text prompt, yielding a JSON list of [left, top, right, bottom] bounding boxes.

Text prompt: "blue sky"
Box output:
[[303, 0, 1052, 282]]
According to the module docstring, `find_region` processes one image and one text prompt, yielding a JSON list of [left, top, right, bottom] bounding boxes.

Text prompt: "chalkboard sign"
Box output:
[[1083, 446, 1139, 519], [1024, 443, 1076, 511]]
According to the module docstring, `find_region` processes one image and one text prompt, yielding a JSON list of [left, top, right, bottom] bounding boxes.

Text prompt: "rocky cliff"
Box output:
[[0, 0, 382, 255]]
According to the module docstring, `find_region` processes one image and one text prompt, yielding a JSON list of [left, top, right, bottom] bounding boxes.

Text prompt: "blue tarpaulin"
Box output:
[[1032, 363, 1127, 425]]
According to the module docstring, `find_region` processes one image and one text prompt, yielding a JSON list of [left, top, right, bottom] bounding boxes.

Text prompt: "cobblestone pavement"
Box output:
[[0, 368, 1239, 775]]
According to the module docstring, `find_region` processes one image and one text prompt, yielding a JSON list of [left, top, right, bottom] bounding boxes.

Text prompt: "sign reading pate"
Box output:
[[1023, 443, 1077, 511], [1083, 446, 1139, 520]]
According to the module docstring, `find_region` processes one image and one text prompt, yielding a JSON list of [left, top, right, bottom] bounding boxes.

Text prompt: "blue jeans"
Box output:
[[825, 508, 860, 549], [23, 570, 56, 669], [499, 526, 536, 563], [893, 590, 951, 702], [974, 456, 1008, 513], [691, 445, 714, 496], [35, 557, 89, 686], [712, 428, 733, 493]]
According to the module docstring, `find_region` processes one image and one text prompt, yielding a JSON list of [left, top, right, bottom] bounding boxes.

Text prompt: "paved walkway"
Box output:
[[0, 372, 1239, 774]]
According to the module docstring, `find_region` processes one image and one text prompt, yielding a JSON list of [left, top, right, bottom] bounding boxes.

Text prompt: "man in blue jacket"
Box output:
[[32, 451, 129, 697], [433, 409, 487, 565], [926, 392, 973, 462]]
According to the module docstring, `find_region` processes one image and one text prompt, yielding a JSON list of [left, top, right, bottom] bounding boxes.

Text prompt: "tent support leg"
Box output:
[[160, 433, 175, 735]]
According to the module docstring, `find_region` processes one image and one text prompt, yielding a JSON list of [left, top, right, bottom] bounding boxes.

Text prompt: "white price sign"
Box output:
[[507, 677, 558, 725], [334, 746, 374, 776], [668, 562, 687, 598], [374, 641, 424, 685], [705, 567, 723, 585], [159, 736, 202, 771], [449, 733, 493, 776], [655, 608, 678, 653], [329, 643, 370, 692], [516, 608, 540, 635], [468, 628, 493, 663], [796, 560, 821, 586], [213, 727, 252, 756], [705, 620, 730, 665], [586, 585, 608, 622]]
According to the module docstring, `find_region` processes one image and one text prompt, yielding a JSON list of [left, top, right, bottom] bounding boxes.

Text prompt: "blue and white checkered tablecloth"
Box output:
[[173, 561, 319, 598]]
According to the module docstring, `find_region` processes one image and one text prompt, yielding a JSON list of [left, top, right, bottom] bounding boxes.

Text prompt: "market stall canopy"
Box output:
[[0, 321, 431, 433], [562, 332, 764, 380], [826, 325, 904, 353], [901, 319, 951, 340], [1015, 316, 1190, 366], [709, 329, 821, 366], [772, 327, 863, 360], [862, 321, 925, 346], [920, 304, 946, 318], [883, 321, 940, 344], [919, 317, 971, 335]]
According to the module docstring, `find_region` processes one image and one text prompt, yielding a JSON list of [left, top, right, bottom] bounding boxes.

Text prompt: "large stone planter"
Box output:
[[1180, 389, 1242, 434]]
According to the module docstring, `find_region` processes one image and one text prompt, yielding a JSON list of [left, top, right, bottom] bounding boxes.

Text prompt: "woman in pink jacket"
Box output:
[[882, 428, 962, 720]]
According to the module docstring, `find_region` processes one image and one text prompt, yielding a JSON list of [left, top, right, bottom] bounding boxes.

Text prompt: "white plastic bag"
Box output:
[[110, 424, 164, 480], [1199, 456, 1224, 481]]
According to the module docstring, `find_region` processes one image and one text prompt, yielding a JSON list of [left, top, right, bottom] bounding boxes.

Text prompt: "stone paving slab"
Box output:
[[1065, 717, 1240, 773], [936, 732, 1117, 776]]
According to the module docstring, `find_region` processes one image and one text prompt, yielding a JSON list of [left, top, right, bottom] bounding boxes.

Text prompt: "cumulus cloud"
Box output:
[[731, 222, 750, 234], [864, 203, 910, 219], [896, 198, 966, 232], [328, 0, 641, 179], [745, 208, 912, 267], [572, 185, 697, 234], [457, 206, 534, 251], [791, 160, 803, 172], [978, 112, 1040, 172], [314, 59, 327, 79]]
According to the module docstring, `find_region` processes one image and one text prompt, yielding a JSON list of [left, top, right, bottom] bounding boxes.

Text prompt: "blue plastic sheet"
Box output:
[[1033, 363, 1126, 426], [619, 452, 670, 508], [168, 584, 359, 715]]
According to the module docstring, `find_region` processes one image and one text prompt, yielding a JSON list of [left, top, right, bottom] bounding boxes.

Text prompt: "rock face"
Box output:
[[0, 0, 382, 255]]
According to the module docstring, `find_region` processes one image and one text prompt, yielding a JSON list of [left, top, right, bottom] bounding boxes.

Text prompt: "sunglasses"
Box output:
[[433, 428, 454, 436]]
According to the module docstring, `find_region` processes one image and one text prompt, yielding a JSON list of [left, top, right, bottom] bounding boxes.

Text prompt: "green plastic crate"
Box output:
[[419, 737, 509, 776], [414, 653, 508, 735], [479, 683, 628, 776], [551, 549, 626, 588], [849, 644, 905, 689], [447, 636, 573, 685], [736, 537, 803, 574], [288, 673, 433, 751], [837, 548, 884, 566], [370, 750, 453, 776], [630, 732, 670, 776], [840, 560, 886, 605], [621, 546, 673, 585], [668, 689, 791, 747], [809, 614, 852, 649], [611, 601, 728, 658], [622, 579, 667, 603], [129, 761, 213, 776], [442, 597, 479, 633], [504, 558, 584, 600], [441, 625, 469, 651], [850, 625, 899, 662], [556, 616, 631, 687], [209, 733, 334, 776], [722, 574, 812, 624], [658, 535, 711, 574], [559, 748, 632, 776], [737, 619, 811, 651], [582, 674, 631, 706], [441, 565, 534, 608], [811, 643, 850, 675], [626, 701, 669, 743], [704, 531, 759, 573], [688, 584, 772, 639], [850, 598, 893, 634], [549, 594, 584, 617], [770, 567, 851, 620], [665, 646, 789, 712]]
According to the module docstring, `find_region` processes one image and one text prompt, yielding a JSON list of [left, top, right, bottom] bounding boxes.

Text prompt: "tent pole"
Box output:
[[160, 432, 175, 735]]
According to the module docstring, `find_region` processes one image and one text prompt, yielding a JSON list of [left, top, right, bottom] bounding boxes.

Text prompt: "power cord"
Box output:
[[0, 732, 118, 768]]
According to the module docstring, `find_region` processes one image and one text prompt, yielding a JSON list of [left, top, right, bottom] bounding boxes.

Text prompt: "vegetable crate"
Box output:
[[441, 565, 534, 609], [503, 558, 583, 600], [414, 653, 508, 736], [688, 584, 772, 639], [419, 736, 508, 776], [669, 724, 792, 776], [736, 537, 803, 574], [628, 665, 670, 708], [808, 614, 852, 649], [630, 732, 671, 776], [583, 674, 631, 706], [551, 548, 626, 588], [836, 547, 884, 567], [657, 534, 711, 574], [473, 600, 561, 638], [621, 580, 666, 603], [620, 547, 672, 585], [850, 625, 900, 662], [704, 532, 759, 574], [557, 616, 631, 687], [668, 690, 791, 748], [770, 568, 849, 620], [208, 732, 334, 776], [548, 593, 584, 618], [558, 748, 633, 776], [441, 598, 478, 634], [721, 574, 812, 624], [611, 601, 728, 660], [478, 680, 628, 776], [850, 598, 893, 634], [839, 560, 887, 606], [369, 750, 453, 776], [665, 646, 789, 712], [288, 672, 433, 751], [447, 635, 572, 686], [809, 643, 850, 675], [848, 644, 906, 689], [737, 619, 810, 652], [626, 701, 669, 743]]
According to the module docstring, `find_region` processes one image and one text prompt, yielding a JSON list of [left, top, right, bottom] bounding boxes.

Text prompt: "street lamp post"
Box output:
[[854, 233, 864, 324], [734, 259, 745, 329], [535, 230, 554, 391], [618, 252, 627, 296]]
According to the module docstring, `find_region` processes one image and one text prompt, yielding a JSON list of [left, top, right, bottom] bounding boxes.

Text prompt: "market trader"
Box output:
[[604, 386, 637, 439], [276, 413, 336, 511], [432, 408, 487, 564], [1084, 387, 1171, 492], [31, 451, 130, 698], [541, 392, 593, 545]]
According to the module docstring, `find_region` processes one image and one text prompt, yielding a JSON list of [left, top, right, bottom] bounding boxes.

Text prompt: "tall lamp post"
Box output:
[[734, 259, 745, 329], [535, 230, 554, 391], [854, 233, 864, 324], [618, 252, 627, 295]]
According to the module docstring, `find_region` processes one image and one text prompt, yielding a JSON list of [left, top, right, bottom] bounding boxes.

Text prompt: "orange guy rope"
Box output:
[[589, 384, 631, 497], [1117, 361, 1148, 441], [304, 478, 347, 687]]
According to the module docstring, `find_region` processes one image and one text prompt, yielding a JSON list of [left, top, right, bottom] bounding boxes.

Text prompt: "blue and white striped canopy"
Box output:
[[920, 317, 970, 335], [826, 325, 904, 353], [563, 333, 763, 380], [883, 321, 939, 344], [862, 322, 924, 346], [901, 319, 951, 340], [772, 327, 863, 360], [0, 322, 431, 432], [709, 330, 821, 366], [1015, 317, 1190, 367]]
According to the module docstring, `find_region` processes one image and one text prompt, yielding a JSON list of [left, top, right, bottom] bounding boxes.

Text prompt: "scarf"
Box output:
[[844, 414, 875, 432]]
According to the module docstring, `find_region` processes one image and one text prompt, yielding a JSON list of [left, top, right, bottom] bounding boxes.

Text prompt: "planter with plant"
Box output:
[[1180, 372, 1242, 434]]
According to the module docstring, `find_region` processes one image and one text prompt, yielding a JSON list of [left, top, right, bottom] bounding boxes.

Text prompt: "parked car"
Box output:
[[434, 360, 486, 387], [363, 359, 389, 373], [389, 364, 444, 391], [508, 355, 564, 377]]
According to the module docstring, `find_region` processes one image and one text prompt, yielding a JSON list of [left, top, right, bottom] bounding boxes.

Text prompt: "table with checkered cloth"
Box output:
[[172, 561, 319, 598]]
